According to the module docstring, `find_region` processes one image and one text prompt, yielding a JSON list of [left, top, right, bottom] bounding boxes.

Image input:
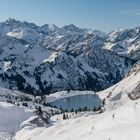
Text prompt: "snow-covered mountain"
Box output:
[[0, 18, 140, 140], [0, 56, 138, 140], [104, 28, 140, 60], [0, 51, 139, 140], [0, 19, 138, 95], [15, 55, 140, 140]]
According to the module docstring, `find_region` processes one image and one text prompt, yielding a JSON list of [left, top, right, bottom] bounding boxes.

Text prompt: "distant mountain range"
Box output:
[[0, 18, 140, 140], [0, 18, 139, 95]]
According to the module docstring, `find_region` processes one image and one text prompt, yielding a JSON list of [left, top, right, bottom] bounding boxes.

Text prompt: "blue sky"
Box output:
[[0, 0, 140, 32]]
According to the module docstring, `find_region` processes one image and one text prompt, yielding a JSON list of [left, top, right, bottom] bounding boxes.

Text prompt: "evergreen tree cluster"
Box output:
[[61, 106, 102, 114]]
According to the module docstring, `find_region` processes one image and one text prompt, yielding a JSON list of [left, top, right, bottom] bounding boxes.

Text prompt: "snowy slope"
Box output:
[[97, 61, 140, 109], [0, 62, 139, 140], [8, 59, 139, 140], [0, 102, 33, 140], [0, 88, 103, 140], [14, 99, 140, 140], [13, 61, 140, 140]]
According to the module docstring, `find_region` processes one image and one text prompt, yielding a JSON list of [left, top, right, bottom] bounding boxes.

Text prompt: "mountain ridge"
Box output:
[[0, 19, 139, 95]]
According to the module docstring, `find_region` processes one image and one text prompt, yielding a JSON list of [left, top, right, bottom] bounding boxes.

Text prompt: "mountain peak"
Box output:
[[5, 18, 21, 25], [6, 18, 17, 22], [63, 24, 80, 30]]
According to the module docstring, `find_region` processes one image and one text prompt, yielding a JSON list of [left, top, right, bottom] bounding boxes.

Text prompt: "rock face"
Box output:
[[98, 60, 140, 108], [127, 61, 140, 100], [104, 28, 140, 60], [0, 19, 139, 95]]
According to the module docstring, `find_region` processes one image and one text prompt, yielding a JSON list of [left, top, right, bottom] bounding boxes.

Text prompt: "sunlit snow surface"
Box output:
[[13, 63, 140, 140], [14, 99, 140, 140], [0, 62, 139, 140], [0, 102, 33, 140]]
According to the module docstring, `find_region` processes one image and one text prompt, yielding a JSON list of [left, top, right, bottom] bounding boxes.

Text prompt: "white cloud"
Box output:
[[121, 9, 140, 16]]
